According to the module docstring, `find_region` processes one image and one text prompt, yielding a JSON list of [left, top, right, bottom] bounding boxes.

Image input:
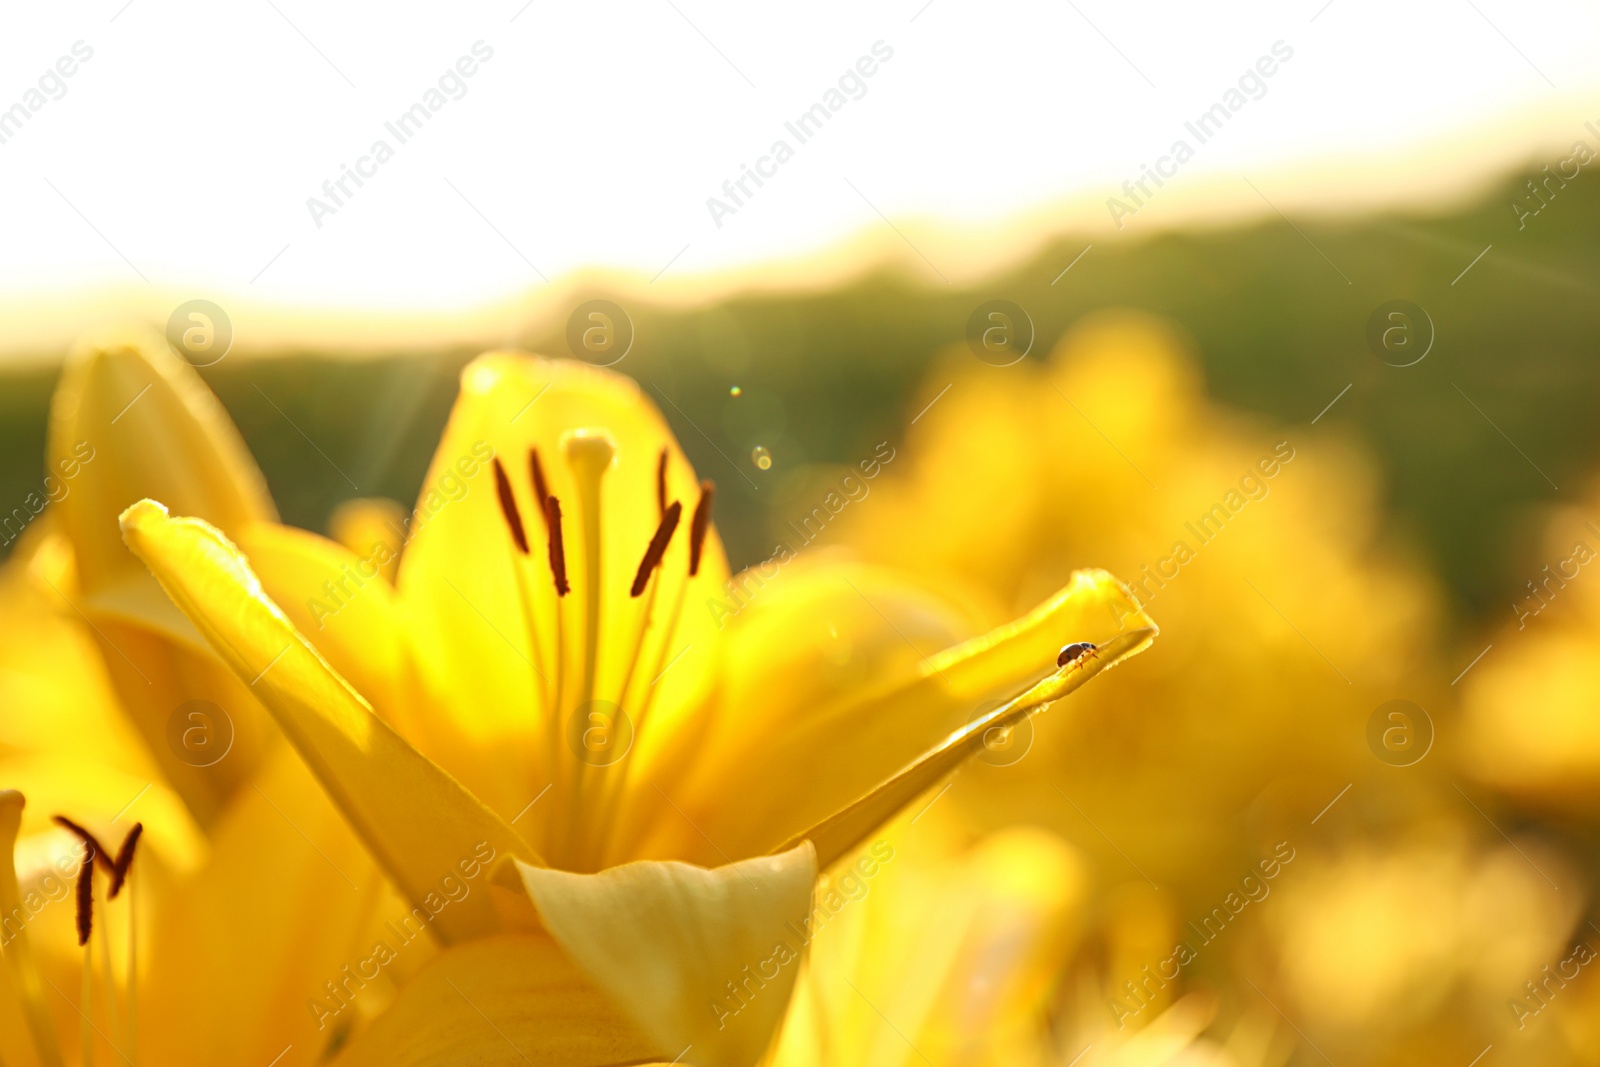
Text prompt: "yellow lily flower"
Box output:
[[115, 348, 1155, 1064], [47, 325, 284, 829], [768, 816, 1090, 1067], [28, 328, 432, 1065], [764, 811, 1266, 1067], [0, 524, 206, 1067]]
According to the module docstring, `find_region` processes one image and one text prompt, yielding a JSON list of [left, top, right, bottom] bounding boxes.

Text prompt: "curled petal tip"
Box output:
[[1011, 625, 1158, 714], [118, 497, 172, 537]]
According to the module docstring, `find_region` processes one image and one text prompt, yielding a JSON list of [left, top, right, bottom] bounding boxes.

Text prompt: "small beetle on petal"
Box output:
[[1057, 641, 1099, 668]]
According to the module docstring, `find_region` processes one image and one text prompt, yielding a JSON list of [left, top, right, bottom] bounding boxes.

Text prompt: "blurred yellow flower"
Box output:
[[842, 308, 1436, 869], [1460, 487, 1600, 809], [1260, 829, 1574, 1059], [832, 309, 1451, 1054], [327, 497, 410, 584]]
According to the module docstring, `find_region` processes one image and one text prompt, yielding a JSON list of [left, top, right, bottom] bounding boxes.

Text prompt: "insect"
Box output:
[[1057, 641, 1099, 668]]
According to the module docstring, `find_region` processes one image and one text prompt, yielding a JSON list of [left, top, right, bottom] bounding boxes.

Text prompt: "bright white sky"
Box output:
[[0, 0, 1595, 323]]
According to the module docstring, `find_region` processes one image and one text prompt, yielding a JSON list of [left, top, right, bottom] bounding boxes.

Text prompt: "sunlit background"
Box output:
[[4, 0, 1600, 1064]]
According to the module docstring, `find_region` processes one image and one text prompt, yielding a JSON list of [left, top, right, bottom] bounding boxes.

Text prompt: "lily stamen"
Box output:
[[617, 482, 714, 791], [529, 448, 551, 534], [630, 501, 682, 597], [74, 842, 94, 946], [48, 813, 143, 1064], [53, 817, 143, 945], [655, 448, 668, 518], [107, 824, 142, 899], [492, 454, 553, 716], [52, 816, 109, 865], [544, 490, 572, 839], [622, 481, 714, 765], [688, 480, 715, 577], [81, 911, 93, 1067], [53, 816, 108, 950], [544, 495, 570, 596], [617, 486, 684, 698], [597, 485, 703, 865], [491, 456, 530, 555]]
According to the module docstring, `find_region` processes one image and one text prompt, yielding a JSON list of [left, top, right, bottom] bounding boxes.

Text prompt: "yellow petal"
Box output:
[[119, 499, 538, 943], [331, 935, 666, 1067], [239, 520, 518, 822], [517, 842, 818, 1067], [49, 323, 275, 594], [667, 564, 1155, 865], [48, 325, 278, 824], [234, 522, 406, 728], [47, 593, 280, 828], [779, 625, 1154, 869], [0, 529, 219, 854]]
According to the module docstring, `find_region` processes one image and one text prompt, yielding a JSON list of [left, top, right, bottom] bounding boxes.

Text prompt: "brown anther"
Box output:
[[73, 856, 92, 946], [54, 816, 140, 946], [529, 449, 551, 533], [544, 495, 570, 596], [631, 501, 682, 597], [52, 816, 110, 875], [492, 457, 529, 555], [655, 449, 668, 518], [107, 823, 143, 899], [689, 481, 715, 577]]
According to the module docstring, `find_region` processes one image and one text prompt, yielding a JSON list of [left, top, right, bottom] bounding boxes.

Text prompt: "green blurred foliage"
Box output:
[[1, 166, 1596, 635]]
